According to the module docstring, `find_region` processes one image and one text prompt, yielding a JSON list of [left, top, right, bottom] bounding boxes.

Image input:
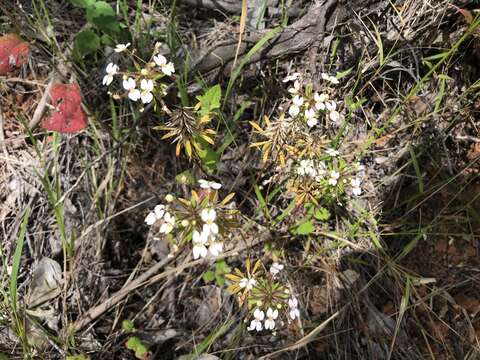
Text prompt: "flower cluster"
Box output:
[[291, 150, 364, 204], [284, 72, 341, 128], [102, 42, 175, 109], [251, 71, 366, 207], [144, 179, 238, 259], [226, 259, 301, 333]]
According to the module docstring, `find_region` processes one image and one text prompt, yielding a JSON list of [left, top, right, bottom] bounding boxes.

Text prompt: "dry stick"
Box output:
[[231, 0, 248, 70], [28, 76, 56, 130], [72, 235, 265, 332], [258, 309, 342, 359]]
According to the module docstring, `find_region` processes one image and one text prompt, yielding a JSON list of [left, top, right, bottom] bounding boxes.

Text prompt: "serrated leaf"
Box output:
[[314, 207, 330, 221], [74, 29, 100, 57], [293, 220, 315, 235], [86, 1, 120, 34], [215, 260, 230, 274], [126, 336, 148, 359], [202, 270, 215, 283], [122, 319, 135, 332], [196, 84, 221, 116]]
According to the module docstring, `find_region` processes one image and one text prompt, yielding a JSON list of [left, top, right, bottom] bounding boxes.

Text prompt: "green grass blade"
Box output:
[[10, 207, 31, 311], [224, 26, 283, 104]]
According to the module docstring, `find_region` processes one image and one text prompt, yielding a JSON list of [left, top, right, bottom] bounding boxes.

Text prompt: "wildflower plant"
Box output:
[[144, 179, 238, 259], [153, 84, 221, 158], [102, 42, 175, 109], [225, 259, 301, 333], [250, 72, 365, 208]]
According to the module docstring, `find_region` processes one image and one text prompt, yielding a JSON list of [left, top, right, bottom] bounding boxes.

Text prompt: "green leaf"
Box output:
[[86, 1, 120, 34], [67, 355, 90, 360], [215, 274, 225, 286], [293, 220, 315, 235], [314, 207, 330, 221], [175, 169, 195, 185], [215, 260, 230, 274], [74, 30, 100, 57], [10, 208, 30, 312], [196, 84, 221, 116], [202, 270, 215, 283], [197, 138, 219, 173], [0, 353, 9, 360], [122, 319, 135, 333], [126, 336, 148, 359], [70, 0, 95, 8]]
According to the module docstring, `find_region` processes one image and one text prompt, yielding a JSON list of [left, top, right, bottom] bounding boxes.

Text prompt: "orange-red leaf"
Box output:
[[42, 83, 88, 133], [0, 33, 30, 75]]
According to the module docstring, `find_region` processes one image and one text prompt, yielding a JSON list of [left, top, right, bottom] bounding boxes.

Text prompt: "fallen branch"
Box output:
[[190, 0, 346, 74], [71, 233, 267, 332]]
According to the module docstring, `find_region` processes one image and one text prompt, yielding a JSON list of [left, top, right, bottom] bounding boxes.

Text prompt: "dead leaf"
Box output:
[[41, 83, 87, 133], [26, 257, 62, 308], [0, 33, 29, 75]]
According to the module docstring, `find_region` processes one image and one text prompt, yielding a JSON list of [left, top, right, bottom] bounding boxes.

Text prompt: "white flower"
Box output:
[[153, 54, 175, 76], [329, 76, 339, 84], [102, 62, 118, 86], [282, 72, 300, 82], [144, 212, 157, 226], [329, 110, 340, 122], [145, 204, 165, 225], [297, 159, 316, 177], [208, 240, 223, 256], [328, 171, 340, 186], [325, 148, 339, 157], [247, 309, 265, 332], [239, 277, 256, 291], [159, 212, 175, 234], [321, 72, 339, 84], [192, 230, 208, 259], [314, 92, 328, 110], [198, 179, 222, 190], [288, 297, 300, 320], [139, 79, 154, 104], [315, 161, 327, 180], [288, 95, 304, 117], [114, 43, 130, 53], [123, 77, 141, 102], [304, 108, 318, 128], [326, 100, 337, 111], [269, 262, 284, 276], [351, 178, 362, 196], [288, 80, 301, 94], [201, 208, 218, 235], [264, 308, 279, 330]]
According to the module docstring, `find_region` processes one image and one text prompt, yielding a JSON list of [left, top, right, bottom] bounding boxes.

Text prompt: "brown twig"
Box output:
[[71, 232, 267, 332]]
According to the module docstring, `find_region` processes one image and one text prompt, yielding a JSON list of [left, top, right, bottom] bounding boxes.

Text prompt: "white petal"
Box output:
[[123, 78, 133, 90], [145, 212, 157, 225], [329, 111, 340, 122], [154, 205, 165, 218], [141, 79, 154, 91], [153, 54, 167, 67], [209, 242, 223, 256], [288, 105, 300, 117], [141, 91, 153, 104], [193, 245, 207, 259], [128, 89, 141, 101], [162, 62, 175, 76], [307, 117, 318, 128], [102, 74, 112, 86], [211, 182, 222, 190]]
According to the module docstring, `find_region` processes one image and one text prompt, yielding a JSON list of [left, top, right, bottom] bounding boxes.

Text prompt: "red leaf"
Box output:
[[0, 33, 30, 75], [42, 83, 88, 133]]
